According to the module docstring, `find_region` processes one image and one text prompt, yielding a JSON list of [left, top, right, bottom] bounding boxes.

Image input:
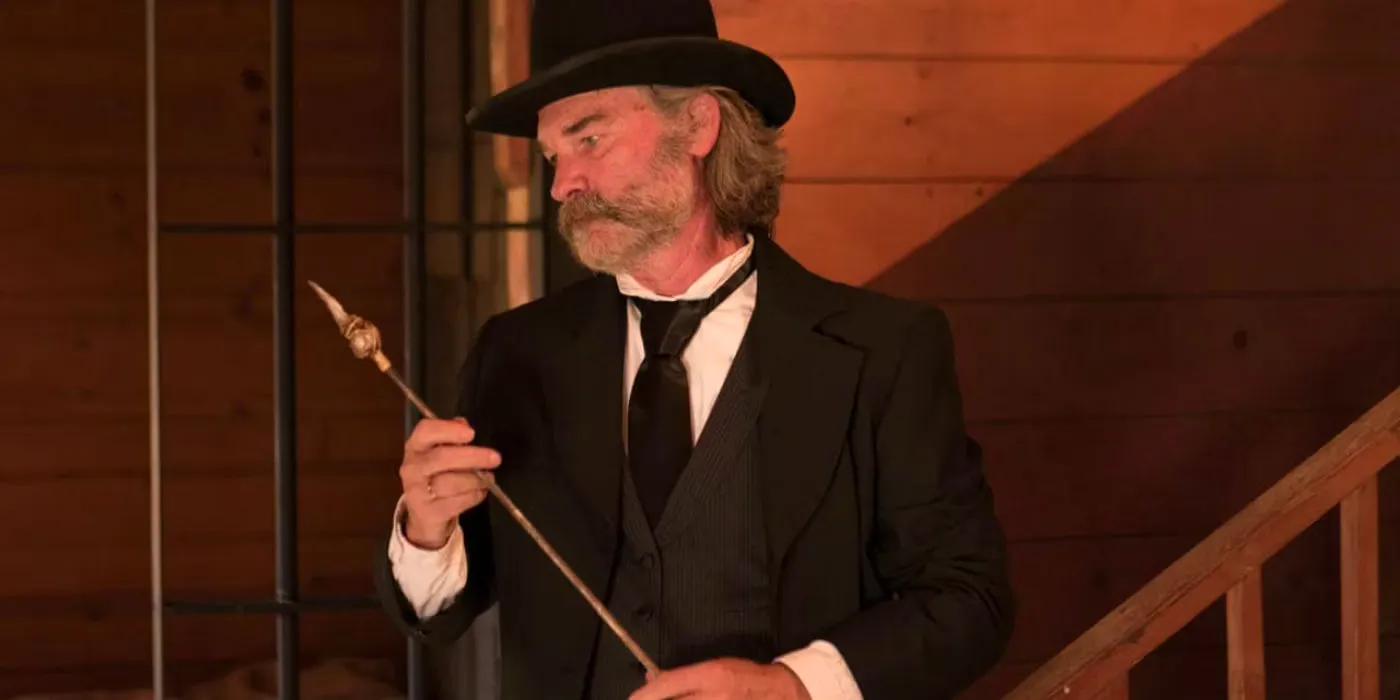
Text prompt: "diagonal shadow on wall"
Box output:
[[859, 1, 1400, 699]]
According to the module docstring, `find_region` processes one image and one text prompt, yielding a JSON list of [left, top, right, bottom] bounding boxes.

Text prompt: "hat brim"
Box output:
[[465, 36, 795, 138]]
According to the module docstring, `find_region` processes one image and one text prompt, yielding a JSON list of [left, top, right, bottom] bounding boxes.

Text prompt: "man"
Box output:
[[374, 0, 1015, 698]]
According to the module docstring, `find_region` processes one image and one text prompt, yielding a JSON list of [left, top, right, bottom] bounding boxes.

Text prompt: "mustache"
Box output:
[[559, 191, 635, 227]]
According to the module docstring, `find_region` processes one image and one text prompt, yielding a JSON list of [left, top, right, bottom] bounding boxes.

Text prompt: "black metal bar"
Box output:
[[459, 0, 475, 296], [159, 220, 544, 234], [403, 0, 429, 697], [164, 596, 380, 615], [271, 0, 298, 698]]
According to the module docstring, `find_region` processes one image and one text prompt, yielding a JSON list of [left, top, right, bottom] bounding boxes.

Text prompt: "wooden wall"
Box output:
[[3, 0, 420, 694], [719, 0, 1400, 698]]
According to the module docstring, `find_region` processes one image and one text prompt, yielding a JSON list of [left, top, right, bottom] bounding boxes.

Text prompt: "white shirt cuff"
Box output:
[[386, 495, 469, 619], [776, 640, 864, 700]]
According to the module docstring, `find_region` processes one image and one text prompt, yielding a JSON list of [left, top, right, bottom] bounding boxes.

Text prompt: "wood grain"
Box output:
[[0, 537, 385, 601], [974, 411, 1396, 541], [0, 601, 400, 671], [0, 411, 403, 480], [782, 181, 1400, 290], [24, 52, 1400, 184], [7, 290, 414, 419], [0, 0, 401, 49], [1, 46, 400, 172], [0, 172, 407, 306], [964, 638, 1400, 700], [1341, 476, 1382, 700], [1004, 521, 1398, 662], [14, 0, 1397, 63], [1225, 570, 1266, 700], [852, 181, 1400, 297], [940, 297, 1400, 423], [1003, 388, 1400, 698], [3, 217, 405, 298], [777, 59, 1400, 182], [0, 472, 402, 548], [778, 59, 1179, 181], [713, 0, 1285, 59]]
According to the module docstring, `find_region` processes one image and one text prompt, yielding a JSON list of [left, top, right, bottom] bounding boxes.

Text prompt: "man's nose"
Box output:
[[550, 161, 586, 202]]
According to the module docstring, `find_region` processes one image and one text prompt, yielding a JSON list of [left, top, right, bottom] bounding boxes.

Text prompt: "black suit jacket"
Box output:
[[376, 235, 1015, 699]]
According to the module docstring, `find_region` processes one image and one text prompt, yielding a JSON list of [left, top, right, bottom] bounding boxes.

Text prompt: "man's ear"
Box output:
[[684, 93, 721, 159]]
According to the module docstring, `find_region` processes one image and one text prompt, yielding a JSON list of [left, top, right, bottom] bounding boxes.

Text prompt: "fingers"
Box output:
[[416, 488, 488, 526], [405, 417, 477, 454], [420, 444, 502, 478], [427, 468, 495, 498], [398, 417, 501, 530], [628, 665, 708, 700]]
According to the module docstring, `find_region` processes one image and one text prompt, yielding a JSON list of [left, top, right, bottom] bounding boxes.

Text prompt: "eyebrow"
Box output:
[[540, 112, 609, 160], [563, 112, 606, 135]]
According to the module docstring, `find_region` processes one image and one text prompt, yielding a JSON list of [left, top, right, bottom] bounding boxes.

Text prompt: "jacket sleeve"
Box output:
[[825, 306, 1016, 699], [373, 316, 502, 647]]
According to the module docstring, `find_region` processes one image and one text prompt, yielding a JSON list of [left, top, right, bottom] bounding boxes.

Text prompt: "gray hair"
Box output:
[[645, 85, 788, 238]]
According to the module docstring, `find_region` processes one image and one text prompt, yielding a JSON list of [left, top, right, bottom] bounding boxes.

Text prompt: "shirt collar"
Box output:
[[615, 235, 755, 302]]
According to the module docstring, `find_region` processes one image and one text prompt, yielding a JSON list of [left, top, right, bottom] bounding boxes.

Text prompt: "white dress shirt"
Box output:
[[387, 235, 864, 700]]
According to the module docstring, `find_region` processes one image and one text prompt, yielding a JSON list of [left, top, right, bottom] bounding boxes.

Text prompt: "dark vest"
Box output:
[[585, 330, 774, 699]]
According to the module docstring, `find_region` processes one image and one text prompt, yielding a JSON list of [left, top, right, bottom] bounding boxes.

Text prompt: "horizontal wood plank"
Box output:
[[717, 0, 1400, 62], [3, 223, 405, 300], [1005, 390, 1400, 699], [1, 46, 400, 171], [0, 472, 403, 548], [0, 537, 385, 601], [15, 0, 1399, 63], [1127, 638, 1400, 700], [19, 55, 1400, 183], [0, 661, 262, 698], [1, 603, 401, 672], [777, 59, 1400, 181], [941, 297, 1400, 422], [7, 289, 417, 419], [1, 411, 403, 480], [0, 0, 401, 49], [1004, 520, 1399, 662], [779, 59, 1177, 182], [964, 638, 1400, 700], [976, 411, 1395, 541], [779, 181, 1400, 292], [0, 172, 406, 243], [714, 0, 1284, 59]]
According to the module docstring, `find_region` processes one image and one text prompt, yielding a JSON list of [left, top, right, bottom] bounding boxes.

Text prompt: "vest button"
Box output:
[[637, 553, 655, 569], [637, 604, 654, 621]]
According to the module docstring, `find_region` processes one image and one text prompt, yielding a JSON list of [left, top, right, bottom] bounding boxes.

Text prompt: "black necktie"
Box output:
[[627, 256, 755, 528]]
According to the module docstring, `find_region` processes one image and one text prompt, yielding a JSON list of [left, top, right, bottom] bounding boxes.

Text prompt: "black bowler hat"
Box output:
[[464, 0, 796, 138]]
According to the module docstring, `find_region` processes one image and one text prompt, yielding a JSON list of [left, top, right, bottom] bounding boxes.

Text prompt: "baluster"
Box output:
[[1226, 568, 1266, 699], [1340, 475, 1380, 700]]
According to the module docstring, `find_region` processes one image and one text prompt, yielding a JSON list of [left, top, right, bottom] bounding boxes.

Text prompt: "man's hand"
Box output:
[[399, 416, 501, 550], [628, 658, 811, 700]]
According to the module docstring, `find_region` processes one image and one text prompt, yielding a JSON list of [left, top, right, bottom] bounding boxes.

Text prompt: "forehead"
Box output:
[[536, 87, 655, 139]]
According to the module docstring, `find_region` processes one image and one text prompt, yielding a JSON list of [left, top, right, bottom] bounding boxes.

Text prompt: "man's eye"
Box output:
[[581, 134, 600, 147]]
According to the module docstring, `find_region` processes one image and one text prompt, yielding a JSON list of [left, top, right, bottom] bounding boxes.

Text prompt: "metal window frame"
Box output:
[[142, 1, 541, 698]]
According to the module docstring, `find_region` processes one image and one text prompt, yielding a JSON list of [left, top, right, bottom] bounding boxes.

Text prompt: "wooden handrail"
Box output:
[[1004, 385, 1400, 699]]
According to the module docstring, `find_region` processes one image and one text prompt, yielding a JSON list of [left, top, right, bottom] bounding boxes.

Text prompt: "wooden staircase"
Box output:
[[1003, 386, 1399, 699]]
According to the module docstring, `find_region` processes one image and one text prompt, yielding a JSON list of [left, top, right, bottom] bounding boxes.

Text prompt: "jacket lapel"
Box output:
[[652, 330, 768, 544], [749, 237, 864, 575], [539, 279, 628, 539]]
